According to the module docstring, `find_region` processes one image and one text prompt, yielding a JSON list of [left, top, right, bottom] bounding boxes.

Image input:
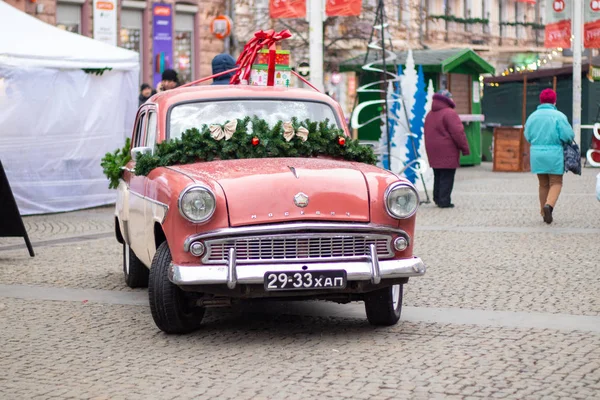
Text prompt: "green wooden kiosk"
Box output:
[[340, 48, 495, 166]]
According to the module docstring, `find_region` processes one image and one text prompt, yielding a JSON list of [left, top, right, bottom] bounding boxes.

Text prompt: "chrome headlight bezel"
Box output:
[[178, 184, 217, 224], [384, 182, 420, 219]]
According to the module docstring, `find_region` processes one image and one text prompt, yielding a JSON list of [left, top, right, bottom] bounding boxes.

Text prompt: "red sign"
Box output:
[[545, 19, 572, 48], [326, 0, 361, 17], [270, 0, 306, 19], [585, 19, 600, 47], [553, 0, 565, 12], [153, 5, 171, 16], [592, 0, 600, 11], [210, 15, 232, 40]]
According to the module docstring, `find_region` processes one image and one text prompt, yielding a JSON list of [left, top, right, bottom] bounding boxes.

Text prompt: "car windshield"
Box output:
[[169, 100, 340, 139]]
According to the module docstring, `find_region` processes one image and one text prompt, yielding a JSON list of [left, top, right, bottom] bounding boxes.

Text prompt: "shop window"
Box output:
[[120, 8, 144, 83], [175, 12, 195, 84], [56, 3, 82, 34]]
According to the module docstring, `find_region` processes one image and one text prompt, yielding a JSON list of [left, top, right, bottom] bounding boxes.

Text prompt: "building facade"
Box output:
[[232, 0, 557, 74], [5, 0, 229, 86]]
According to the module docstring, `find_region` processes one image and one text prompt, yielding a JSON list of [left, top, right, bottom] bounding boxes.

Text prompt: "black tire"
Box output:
[[148, 242, 205, 334], [364, 284, 403, 326], [123, 243, 149, 288]]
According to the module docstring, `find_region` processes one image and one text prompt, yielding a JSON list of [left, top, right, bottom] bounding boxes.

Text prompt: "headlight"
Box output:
[[385, 183, 419, 219], [178, 185, 216, 223]]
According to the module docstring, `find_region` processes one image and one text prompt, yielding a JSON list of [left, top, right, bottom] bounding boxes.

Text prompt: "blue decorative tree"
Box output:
[[404, 65, 427, 183]]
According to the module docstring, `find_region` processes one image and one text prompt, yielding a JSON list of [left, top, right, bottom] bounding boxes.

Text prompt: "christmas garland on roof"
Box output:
[[500, 21, 545, 30], [428, 15, 489, 25], [104, 117, 376, 180]]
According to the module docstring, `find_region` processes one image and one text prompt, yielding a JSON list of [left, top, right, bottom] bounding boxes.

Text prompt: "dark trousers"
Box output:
[[433, 168, 456, 207]]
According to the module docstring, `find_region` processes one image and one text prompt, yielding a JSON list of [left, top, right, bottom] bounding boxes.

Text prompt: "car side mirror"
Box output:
[[131, 146, 153, 161]]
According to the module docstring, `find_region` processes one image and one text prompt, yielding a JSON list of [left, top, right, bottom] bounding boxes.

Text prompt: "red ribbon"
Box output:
[[229, 29, 292, 85]]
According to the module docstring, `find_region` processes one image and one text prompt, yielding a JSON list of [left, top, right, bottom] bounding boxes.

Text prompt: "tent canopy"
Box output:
[[0, 2, 138, 70], [340, 48, 495, 75]]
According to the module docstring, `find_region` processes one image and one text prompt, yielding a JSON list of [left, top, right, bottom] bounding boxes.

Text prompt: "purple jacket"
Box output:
[[424, 94, 470, 169]]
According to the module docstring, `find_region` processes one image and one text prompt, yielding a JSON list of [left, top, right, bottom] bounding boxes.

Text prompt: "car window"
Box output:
[[145, 111, 157, 149], [133, 112, 146, 148], [169, 100, 340, 140]]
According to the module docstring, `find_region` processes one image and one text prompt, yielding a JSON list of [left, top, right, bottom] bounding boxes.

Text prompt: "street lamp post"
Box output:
[[308, 0, 325, 92], [573, 0, 582, 145]]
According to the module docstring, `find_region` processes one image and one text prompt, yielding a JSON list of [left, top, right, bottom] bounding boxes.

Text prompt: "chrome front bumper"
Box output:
[[169, 245, 425, 288]]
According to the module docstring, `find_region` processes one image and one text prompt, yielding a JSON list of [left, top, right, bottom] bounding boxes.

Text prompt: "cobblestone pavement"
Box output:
[[1, 163, 599, 399]]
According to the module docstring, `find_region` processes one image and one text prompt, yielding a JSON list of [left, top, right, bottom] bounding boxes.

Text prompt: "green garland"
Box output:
[[428, 15, 489, 25], [500, 21, 545, 29], [109, 117, 377, 178], [101, 137, 131, 189]]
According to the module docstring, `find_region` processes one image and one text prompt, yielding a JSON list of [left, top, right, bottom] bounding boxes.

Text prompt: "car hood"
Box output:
[[172, 158, 371, 227]]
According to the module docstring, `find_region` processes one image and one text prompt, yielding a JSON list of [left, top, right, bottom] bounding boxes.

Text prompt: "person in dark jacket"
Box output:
[[139, 83, 156, 106], [157, 69, 179, 92], [211, 53, 237, 85], [423, 89, 470, 208]]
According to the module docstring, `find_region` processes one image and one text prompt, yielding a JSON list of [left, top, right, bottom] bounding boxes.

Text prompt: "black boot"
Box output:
[[543, 204, 553, 224]]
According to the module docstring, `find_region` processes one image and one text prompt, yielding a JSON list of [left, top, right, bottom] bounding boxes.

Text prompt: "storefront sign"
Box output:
[[269, 0, 306, 19], [326, 0, 361, 17], [93, 0, 117, 46], [585, 1, 600, 48], [211, 15, 232, 39], [152, 3, 173, 88], [544, 0, 571, 48]]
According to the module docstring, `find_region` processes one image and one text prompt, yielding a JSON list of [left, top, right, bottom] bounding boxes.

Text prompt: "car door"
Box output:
[[141, 107, 162, 265], [124, 109, 150, 265]]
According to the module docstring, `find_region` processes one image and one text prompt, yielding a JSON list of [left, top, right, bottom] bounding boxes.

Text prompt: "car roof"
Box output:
[[148, 85, 339, 109]]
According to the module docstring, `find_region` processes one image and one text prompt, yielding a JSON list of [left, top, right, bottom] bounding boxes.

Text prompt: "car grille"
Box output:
[[202, 233, 394, 264]]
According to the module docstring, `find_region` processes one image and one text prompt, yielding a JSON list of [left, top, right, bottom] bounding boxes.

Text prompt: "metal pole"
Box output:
[[308, 0, 325, 92], [573, 0, 582, 145], [379, 1, 391, 161]]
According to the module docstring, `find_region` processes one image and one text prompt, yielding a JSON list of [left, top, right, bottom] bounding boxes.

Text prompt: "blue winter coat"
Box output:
[[524, 104, 574, 175]]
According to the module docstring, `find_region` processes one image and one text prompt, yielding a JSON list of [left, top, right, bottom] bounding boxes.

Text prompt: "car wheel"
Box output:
[[148, 241, 205, 334], [364, 284, 403, 326], [123, 243, 149, 288]]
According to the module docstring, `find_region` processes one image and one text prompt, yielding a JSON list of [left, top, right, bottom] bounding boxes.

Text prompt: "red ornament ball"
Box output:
[[338, 136, 346, 146], [252, 137, 260, 146]]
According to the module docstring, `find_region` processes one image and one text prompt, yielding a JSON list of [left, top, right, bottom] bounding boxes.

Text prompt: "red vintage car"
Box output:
[[114, 84, 425, 333]]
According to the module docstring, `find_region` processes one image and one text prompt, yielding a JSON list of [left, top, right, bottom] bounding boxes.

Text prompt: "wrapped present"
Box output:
[[249, 64, 292, 87], [255, 49, 290, 66]]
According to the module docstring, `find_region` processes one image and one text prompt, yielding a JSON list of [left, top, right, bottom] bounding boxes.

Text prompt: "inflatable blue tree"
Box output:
[[404, 65, 427, 183]]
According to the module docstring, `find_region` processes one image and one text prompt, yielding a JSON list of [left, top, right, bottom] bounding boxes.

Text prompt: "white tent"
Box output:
[[0, 1, 139, 215]]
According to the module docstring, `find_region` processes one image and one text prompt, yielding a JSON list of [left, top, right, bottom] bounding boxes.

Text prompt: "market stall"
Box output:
[[483, 64, 600, 164], [0, 2, 139, 215]]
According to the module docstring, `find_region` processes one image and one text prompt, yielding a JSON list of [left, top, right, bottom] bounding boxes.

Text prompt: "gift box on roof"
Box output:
[[249, 64, 292, 87], [255, 49, 290, 66]]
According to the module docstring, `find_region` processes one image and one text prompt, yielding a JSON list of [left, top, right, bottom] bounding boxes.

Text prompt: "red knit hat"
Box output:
[[540, 88, 557, 104]]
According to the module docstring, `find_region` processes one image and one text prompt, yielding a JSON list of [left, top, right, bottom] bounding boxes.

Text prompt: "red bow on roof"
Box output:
[[229, 29, 292, 85]]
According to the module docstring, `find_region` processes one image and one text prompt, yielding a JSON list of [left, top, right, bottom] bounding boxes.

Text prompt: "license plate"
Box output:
[[264, 270, 347, 291]]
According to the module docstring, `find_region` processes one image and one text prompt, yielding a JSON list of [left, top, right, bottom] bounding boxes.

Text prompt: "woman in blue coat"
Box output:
[[524, 89, 574, 224]]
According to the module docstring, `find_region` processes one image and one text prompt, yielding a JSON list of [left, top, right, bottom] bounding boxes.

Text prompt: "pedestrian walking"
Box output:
[[423, 89, 470, 208], [138, 83, 156, 106], [157, 69, 179, 92], [211, 53, 236, 85], [524, 88, 574, 224]]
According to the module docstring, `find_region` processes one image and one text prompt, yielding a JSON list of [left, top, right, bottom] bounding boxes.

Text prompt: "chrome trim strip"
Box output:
[[184, 222, 410, 252], [128, 191, 169, 223], [201, 232, 394, 265], [227, 248, 237, 289], [384, 182, 420, 219], [168, 257, 426, 286], [369, 243, 381, 285]]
